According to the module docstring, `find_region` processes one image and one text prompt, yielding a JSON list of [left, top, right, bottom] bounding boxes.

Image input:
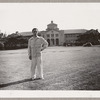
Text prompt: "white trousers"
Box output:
[[31, 56, 43, 78]]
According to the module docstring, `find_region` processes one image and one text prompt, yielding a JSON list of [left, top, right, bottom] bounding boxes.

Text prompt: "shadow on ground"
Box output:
[[0, 78, 41, 88]]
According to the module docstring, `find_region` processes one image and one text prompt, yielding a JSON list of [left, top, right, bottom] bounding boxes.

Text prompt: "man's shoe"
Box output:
[[31, 77, 36, 80], [37, 77, 44, 80], [31, 76, 36, 80]]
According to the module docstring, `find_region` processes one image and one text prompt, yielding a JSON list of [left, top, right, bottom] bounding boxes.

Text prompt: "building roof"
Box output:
[[19, 29, 88, 36], [64, 29, 87, 34], [18, 32, 33, 36], [19, 31, 43, 36], [47, 21, 57, 26]]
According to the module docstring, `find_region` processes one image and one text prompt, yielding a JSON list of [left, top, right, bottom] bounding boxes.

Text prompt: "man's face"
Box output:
[[33, 30, 38, 37]]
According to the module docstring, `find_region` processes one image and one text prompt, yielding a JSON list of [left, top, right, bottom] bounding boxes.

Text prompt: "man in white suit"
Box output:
[[28, 28, 48, 80]]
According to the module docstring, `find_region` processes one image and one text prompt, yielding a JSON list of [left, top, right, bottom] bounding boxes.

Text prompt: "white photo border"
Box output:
[[0, 0, 100, 98]]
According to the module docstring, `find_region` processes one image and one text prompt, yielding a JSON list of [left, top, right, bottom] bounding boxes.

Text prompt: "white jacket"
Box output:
[[28, 36, 48, 58]]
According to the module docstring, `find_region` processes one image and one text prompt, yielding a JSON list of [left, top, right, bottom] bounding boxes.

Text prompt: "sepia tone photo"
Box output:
[[0, 2, 100, 91]]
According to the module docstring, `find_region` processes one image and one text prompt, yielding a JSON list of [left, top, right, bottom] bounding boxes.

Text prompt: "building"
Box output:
[[64, 29, 87, 46], [39, 21, 64, 46], [19, 21, 88, 46]]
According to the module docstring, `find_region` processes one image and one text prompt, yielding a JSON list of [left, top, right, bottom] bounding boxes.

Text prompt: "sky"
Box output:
[[0, 3, 100, 34]]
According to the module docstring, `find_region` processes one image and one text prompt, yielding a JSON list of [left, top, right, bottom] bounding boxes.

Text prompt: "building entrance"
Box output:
[[47, 38, 59, 46], [51, 39, 54, 46], [47, 39, 50, 46], [56, 39, 59, 46]]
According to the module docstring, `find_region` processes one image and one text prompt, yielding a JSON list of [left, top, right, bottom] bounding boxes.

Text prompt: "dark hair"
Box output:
[[32, 28, 38, 33]]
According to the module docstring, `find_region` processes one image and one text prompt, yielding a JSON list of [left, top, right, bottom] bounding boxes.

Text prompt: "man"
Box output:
[[28, 28, 48, 80]]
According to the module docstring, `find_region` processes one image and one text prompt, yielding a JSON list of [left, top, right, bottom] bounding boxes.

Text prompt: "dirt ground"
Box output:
[[0, 46, 100, 90]]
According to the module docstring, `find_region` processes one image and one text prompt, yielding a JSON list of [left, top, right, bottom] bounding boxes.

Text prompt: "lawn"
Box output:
[[0, 46, 100, 90]]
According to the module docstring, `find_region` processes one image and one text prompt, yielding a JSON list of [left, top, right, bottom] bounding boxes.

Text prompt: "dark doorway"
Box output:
[[56, 38, 59, 46], [47, 39, 50, 46]]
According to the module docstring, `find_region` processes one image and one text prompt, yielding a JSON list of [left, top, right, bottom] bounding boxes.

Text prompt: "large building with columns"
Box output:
[[19, 21, 87, 46], [39, 21, 64, 46]]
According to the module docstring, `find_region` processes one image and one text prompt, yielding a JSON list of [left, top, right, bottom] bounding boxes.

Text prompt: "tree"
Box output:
[[4, 36, 28, 50], [0, 42, 4, 50], [0, 33, 3, 38], [76, 29, 100, 45]]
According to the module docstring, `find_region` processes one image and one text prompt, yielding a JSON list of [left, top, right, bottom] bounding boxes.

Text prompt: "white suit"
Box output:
[[28, 36, 48, 79]]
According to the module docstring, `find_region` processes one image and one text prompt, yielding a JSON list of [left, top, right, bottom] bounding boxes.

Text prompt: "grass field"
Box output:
[[0, 46, 100, 90]]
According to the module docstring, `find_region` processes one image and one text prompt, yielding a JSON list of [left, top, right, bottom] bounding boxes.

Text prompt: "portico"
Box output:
[[46, 30, 60, 46]]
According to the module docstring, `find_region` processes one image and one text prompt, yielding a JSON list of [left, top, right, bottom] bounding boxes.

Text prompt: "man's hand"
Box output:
[[29, 55, 32, 60]]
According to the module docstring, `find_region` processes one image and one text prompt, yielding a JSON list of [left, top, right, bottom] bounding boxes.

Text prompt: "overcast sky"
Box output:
[[0, 3, 100, 34]]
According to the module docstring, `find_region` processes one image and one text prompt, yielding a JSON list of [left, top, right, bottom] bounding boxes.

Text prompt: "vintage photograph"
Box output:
[[0, 3, 100, 90]]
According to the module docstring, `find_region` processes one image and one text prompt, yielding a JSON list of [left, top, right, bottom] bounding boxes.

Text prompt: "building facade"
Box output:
[[19, 21, 87, 46], [39, 21, 64, 46], [64, 29, 87, 46]]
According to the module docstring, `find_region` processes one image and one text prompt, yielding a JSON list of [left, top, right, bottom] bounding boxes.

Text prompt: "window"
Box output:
[[67, 35, 70, 37], [56, 34, 58, 37], [51, 34, 54, 37], [66, 35, 68, 37], [47, 34, 50, 37]]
